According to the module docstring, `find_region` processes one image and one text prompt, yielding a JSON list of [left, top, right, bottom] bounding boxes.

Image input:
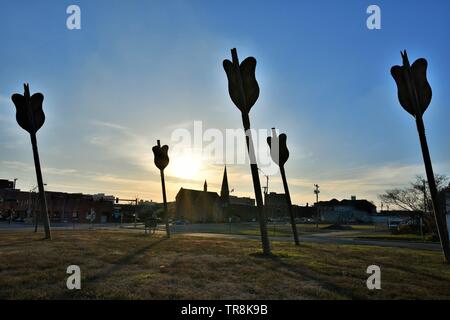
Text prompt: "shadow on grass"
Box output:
[[376, 260, 450, 283], [249, 249, 363, 299], [84, 237, 167, 284]]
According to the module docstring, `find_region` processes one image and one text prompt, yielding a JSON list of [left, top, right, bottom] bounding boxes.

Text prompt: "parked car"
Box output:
[[174, 220, 191, 225], [387, 220, 401, 231]]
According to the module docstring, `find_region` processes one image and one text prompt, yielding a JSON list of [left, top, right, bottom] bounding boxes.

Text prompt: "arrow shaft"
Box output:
[[416, 117, 450, 263], [160, 169, 170, 238], [30, 132, 51, 239], [242, 113, 271, 255], [280, 165, 300, 245]]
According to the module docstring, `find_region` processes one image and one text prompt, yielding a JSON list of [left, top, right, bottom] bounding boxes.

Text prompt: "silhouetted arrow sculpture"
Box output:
[[152, 140, 171, 238], [223, 48, 271, 255], [11, 84, 52, 239], [268, 128, 299, 245], [391, 50, 450, 264]]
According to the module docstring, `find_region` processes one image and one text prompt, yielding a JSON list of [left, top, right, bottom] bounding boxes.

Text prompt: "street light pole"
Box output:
[[258, 168, 269, 205], [9, 179, 18, 224], [32, 183, 46, 232], [314, 184, 320, 229]]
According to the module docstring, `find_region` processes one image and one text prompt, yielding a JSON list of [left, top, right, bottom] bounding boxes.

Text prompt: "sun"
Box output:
[[169, 153, 202, 180]]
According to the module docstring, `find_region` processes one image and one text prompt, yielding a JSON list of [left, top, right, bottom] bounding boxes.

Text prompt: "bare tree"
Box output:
[[379, 174, 448, 233], [379, 174, 448, 212]]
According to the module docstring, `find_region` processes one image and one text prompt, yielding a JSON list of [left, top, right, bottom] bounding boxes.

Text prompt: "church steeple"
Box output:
[[204, 180, 207, 192], [220, 166, 230, 204]]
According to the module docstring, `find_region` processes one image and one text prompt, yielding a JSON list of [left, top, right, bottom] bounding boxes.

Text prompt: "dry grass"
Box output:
[[0, 230, 449, 299]]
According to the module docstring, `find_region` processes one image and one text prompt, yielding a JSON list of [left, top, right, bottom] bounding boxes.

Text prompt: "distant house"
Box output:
[[315, 196, 376, 224], [0, 179, 14, 189]]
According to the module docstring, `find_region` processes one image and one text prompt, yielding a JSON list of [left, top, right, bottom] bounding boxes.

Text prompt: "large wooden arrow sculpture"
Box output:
[[223, 48, 271, 255], [268, 128, 300, 245], [11, 83, 52, 239], [152, 140, 171, 238], [391, 50, 450, 264]]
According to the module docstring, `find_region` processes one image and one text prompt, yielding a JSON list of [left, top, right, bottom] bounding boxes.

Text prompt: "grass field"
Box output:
[[0, 230, 449, 299]]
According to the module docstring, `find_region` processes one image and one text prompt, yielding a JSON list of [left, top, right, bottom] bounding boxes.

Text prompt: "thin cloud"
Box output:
[[2, 160, 78, 176]]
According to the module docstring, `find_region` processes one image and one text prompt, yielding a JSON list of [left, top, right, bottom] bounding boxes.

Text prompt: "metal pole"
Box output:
[[314, 184, 320, 229], [34, 192, 39, 233], [134, 199, 137, 228], [422, 180, 426, 240], [10, 178, 17, 224]]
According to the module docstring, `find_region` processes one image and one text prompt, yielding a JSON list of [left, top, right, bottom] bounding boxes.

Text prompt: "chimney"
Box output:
[[351, 195, 356, 201]]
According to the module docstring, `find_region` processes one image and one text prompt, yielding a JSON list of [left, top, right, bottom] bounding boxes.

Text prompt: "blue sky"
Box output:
[[0, 0, 449, 206]]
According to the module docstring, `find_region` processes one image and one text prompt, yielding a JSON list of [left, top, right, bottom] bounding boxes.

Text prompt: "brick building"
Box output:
[[0, 179, 115, 223]]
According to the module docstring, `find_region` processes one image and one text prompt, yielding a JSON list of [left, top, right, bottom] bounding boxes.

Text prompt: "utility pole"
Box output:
[[9, 179, 18, 224], [314, 184, 320, 229], [258, 168, 269, 205], [135, 198, 138, 228], [421, 179, 426, 240], [32, 183, 47, 232]]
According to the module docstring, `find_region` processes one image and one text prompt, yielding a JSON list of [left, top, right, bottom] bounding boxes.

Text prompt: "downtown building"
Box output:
[[0, 179, 115, 223]]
